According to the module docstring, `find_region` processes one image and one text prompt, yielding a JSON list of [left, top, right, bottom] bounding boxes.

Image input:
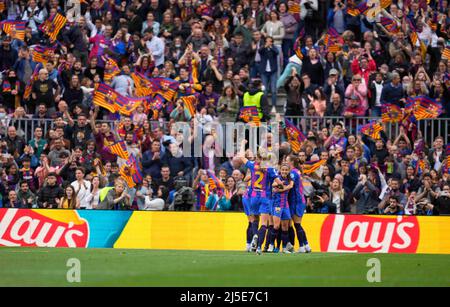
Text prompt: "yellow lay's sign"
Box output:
[[114, 212, 450, 254]]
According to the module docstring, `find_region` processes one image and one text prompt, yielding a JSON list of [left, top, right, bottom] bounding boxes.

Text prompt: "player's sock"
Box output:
[[294, 223, 306, 247], [276, 229, 282, 248], [246, 222, 252, 244], [281, 231, 289, 249], [288, 226, 295, 246], [270, 227, 278, 246], [251, 221, 259, 237], [301, 225, 309, 246], [264, 225, 273, 250], [257, 225, 267, 248]]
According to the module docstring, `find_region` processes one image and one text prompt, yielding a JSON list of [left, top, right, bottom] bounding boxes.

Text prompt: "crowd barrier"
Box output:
[[1, 209, 449, 254], [3, 117, 449, 145]]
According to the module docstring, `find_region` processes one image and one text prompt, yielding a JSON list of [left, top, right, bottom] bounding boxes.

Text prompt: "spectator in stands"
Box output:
[[37, 172, 64, 209], [97, 179, 131, 210]]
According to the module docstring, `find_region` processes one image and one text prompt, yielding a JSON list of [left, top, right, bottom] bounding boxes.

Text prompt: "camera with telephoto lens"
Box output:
[[310, 189, 327, 210]]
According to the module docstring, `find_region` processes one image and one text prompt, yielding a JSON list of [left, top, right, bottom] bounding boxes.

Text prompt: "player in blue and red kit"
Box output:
[[286, 155, 311, 253], [267, 163, 294, 253], [240, 149, 259, 251], [238, 143, 280, 252]]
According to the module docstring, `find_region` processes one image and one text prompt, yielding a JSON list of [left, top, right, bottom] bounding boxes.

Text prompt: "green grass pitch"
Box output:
[[0, 248, 449, 286]]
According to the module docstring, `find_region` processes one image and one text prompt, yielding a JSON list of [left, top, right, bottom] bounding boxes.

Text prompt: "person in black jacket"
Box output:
[[62, 75, 84, 110], [162, 143, 193, 180], [433, 184, 450, 215], [125, 7, 143, 35], [37, 173, 64, 208], [0, 36, 18, 73], [62, 24, 88, 66]]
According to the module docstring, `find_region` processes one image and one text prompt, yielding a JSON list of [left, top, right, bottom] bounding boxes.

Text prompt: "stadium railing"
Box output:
[[284, 116, 450, 145], [2, 116, 449, 145]]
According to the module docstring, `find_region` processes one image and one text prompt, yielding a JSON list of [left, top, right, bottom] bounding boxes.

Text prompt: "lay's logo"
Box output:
[[0, 209, 89, 248], [320, 215, 419, 253]]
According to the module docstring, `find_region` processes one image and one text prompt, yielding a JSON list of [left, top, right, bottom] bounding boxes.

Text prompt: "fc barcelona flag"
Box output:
[[412, 96, 442, 120], [381, 104, 403, 123], [302, 159, 327, 175], [23, 63, 42, 100], [107, 140, 129, 160], [151, 77, 180, 102], [31, 45, 57, 64], [293, 37, 303, 60], [442, 47, 450, 60], [239, 106, 260, 126], [207, 170, 225, 190], [380, 0, 392, 9], [284, 119, 306, 153], [446, 144, 450, 174], [151, 94, 165, 111], [181, 95, 197, 118], [119, 155, 143, 188], [288, 1, 301, 14], [104, 56, 120, 83], [359, 121, 383, 140], [116, 96, 144, 116], [380, 16, 399, 33], [131, 72, 155, 97], [1, 20, 26, 40], [40, 13, 67, 42], [93, 83, 120, 113], [346, 1, 359, 16]]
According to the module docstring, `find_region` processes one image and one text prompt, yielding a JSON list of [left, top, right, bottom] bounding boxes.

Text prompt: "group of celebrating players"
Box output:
[[238, 140, 311, 254]]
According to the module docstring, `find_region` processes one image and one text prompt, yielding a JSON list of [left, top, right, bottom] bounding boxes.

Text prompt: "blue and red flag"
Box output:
[[284, 119, 306, 153], [1, 20, 26, 40], [358, 121, 383, 140], [381, 104, 403, 123], [39, 13, 67, 42]]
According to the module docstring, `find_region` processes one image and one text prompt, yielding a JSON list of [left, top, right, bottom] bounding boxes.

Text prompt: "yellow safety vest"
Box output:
[[243, 92, 264, 119]]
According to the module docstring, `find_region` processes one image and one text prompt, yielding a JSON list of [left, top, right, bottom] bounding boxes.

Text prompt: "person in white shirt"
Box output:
[[71, 167, 92, 209], [85, 176, 101, 209], [144, 28, 165, 69], [21, 0, 46, 35]]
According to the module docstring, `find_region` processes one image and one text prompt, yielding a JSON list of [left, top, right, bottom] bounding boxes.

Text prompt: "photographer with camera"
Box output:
[[307, 181, 334, 213], [414, 199, 436, 216], [433, 184, 450, 215], [172, 176, 195, 211]]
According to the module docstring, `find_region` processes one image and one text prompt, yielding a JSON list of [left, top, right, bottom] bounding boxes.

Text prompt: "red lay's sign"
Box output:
[[320, 215, 420, 253], [0, 209, 89, 248]]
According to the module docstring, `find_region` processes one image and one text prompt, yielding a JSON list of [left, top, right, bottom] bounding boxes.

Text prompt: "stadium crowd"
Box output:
[[0, 0, 449, 216]]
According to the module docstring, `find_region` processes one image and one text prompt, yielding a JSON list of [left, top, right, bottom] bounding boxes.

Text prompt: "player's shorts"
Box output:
[[249, 194, 262, 216], [243, 196, 251, 216], [272, 205, 291, 220], [258, 198, 273, 215], [290, 202, 306, 217]]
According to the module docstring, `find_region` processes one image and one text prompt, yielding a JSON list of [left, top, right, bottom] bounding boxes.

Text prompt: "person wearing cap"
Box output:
[[343, 93, 366, 117], [345, 74, 368, 114], [323, 68, 345, 103]]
